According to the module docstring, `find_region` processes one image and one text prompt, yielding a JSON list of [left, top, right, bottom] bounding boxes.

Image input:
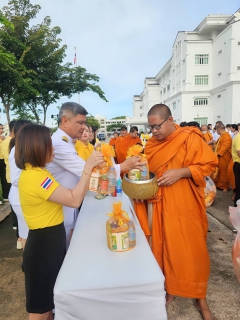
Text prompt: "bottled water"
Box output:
[[116, 178, 122, 197], [140, 164, 149, 181], [107, 167, 116, 194], [128, 221, 136, 248]]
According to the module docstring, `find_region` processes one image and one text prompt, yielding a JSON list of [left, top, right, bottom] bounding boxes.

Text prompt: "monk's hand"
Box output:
[[120, 156, 146, 172], [157, 169, 187, 186]]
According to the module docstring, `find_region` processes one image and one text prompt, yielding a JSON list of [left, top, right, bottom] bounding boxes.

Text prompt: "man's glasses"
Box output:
[[147, 117, 169, 131]]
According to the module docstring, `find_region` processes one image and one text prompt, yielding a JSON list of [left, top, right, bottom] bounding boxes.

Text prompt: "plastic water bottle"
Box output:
[[140, 155, 149, 181], [116, 178, 122, 197], [128, 221, 136, 248], [107, 167, 116, 194]]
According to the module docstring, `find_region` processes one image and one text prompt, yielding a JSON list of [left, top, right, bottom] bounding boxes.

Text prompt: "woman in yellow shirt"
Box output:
[[75, 125, 94, 160], [15, 124, 104, 320]]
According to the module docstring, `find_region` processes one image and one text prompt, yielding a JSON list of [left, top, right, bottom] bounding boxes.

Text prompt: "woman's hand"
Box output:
[[85, 151, 104, 171]]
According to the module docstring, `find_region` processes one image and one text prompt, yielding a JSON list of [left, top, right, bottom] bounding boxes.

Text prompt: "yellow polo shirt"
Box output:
[[2, 136, 12, 183], [19, 164, 64, 229], [75, 140, 94, 161], [232, 133, 240, 163]]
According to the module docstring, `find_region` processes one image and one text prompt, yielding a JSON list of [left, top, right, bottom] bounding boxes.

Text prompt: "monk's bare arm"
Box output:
[[157, 168, 191, 186]]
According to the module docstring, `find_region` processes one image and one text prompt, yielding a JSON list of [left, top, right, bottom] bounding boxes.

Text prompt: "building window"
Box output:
[[218, 72, 222, 76], [173, 102, 176, 110], [195, 75, 208, 85], [195, 54, 209, 64], [167, 84, 170, 91], [217, 94, 221, 98], [140, 106, 143, 109], [238, 42, 240, 45], [237, 66, 240, 70], [218, 49, 222, 54], [140, 113, 142, 117], [194, 98, 208, 106], [194, 117, 208, 125]]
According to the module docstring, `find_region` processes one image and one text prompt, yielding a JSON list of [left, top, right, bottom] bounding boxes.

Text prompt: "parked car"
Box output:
[[98, 133, 106, 141]]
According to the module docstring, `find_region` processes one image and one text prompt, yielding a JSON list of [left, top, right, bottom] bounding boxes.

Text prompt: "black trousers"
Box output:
[[233, 162, 240, 207], [0, 159, 10, 199]]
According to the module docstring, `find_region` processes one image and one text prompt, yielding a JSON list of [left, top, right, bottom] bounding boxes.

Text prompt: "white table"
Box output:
[[54, 192, 167, 320]]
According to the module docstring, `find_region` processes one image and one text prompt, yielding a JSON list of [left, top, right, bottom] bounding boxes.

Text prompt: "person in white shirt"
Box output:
[[9, 120, 31, 250], [231, 124, 239, 138], [47, 102, 145, 246], [226, 124, 234, 138]]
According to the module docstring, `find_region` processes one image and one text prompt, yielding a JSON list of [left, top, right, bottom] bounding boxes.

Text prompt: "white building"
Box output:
[[133, 9, 240, 126], [94, 115, 126, 134]]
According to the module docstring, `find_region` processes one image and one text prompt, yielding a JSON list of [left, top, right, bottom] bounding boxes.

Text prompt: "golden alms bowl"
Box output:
[[122, 172, 158, 200]]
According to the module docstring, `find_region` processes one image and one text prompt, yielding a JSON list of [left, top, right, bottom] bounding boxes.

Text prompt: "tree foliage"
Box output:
[[111, 116, 126, 119], [0, 0, 108, 124], [87, 114, 100, 128], [106, 123, 123, 132]]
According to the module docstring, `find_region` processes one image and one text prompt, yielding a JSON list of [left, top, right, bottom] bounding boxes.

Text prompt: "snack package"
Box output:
[[106, 202, 136, 252], [126, 145, 149, 181], [229, 202, 240, 282], [204, 176, 217, 208]]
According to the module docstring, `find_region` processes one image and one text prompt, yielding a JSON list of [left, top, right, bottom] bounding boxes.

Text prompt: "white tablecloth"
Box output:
[[54, 192, 167, 320]]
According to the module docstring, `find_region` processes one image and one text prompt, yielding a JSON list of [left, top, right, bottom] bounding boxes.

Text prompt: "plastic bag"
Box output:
[[204, 176, 217, 208], [229, 203, 240, 282]]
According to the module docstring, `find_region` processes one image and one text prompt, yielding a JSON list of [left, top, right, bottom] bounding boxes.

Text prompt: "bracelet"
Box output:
[[83, 170, 91, 176]]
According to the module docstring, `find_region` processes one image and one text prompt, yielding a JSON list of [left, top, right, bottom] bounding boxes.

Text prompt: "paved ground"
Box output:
[[0, 189, 239, 320]]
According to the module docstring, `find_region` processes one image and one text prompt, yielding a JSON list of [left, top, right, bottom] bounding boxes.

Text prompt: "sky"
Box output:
[[0, 0, 239, 126]]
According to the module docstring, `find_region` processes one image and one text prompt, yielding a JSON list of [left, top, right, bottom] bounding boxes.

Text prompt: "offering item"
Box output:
[[106, 202, 136, 252], [126, 145, 149, 181], [229, 201, 240, 282], [89, 143, 115, 193], [204, 176, 217, 208]]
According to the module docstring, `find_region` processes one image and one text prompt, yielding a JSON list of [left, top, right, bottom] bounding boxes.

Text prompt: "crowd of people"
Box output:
[[0, 102, 240, 320]]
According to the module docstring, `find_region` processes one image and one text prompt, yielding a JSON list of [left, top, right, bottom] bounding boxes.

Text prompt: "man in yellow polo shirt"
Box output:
[[232, 132, 240, 206]]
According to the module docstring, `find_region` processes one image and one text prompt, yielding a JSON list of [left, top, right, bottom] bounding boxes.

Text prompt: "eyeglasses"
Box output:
[[147, 117, 169, 131]]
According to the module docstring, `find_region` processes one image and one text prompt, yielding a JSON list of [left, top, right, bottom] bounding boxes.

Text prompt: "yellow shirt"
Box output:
[[19, 164, 64, 229], [75, 140, 94, 161], [2, 136, 12, 183], [232, 133, 240, 163]]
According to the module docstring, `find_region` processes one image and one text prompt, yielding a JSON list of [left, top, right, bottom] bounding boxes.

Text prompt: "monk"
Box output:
[[109, 132, 118, 147], [215, 124, 232, 192], [134, 104, 218, 320], [115, 126, 142, 164], [201, 124, 214, 148]]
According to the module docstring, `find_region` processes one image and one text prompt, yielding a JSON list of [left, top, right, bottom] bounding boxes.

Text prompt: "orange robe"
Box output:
[[202, 132, 213, 148], [227, 159, 235, 190], [215, 132, 232, 190], [115, 134, 142, 164], [109, 137, 117, 146], [134, 126, 217, 298]]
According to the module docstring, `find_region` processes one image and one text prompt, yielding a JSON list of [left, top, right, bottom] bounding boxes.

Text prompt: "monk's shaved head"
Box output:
[[216, 124, 225, 130], [148, 104, 172, 119], [201, 124, 208, 131]]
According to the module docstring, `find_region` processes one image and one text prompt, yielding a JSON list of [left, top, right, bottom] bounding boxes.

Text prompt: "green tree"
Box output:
[[111, 116, 126, 119], [0, 0, 39, 124], [0, 0, 108, 124], [106, 123, 123, 132], [86, 114, 100, 128]]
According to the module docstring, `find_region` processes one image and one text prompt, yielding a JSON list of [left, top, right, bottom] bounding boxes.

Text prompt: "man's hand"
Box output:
[[157, 168, 191, 186], [85, 151, 104, 171], [120, 156, 146, 172]]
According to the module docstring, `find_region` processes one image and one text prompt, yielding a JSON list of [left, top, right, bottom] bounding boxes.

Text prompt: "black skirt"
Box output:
[[23, 223, 66, 314]]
